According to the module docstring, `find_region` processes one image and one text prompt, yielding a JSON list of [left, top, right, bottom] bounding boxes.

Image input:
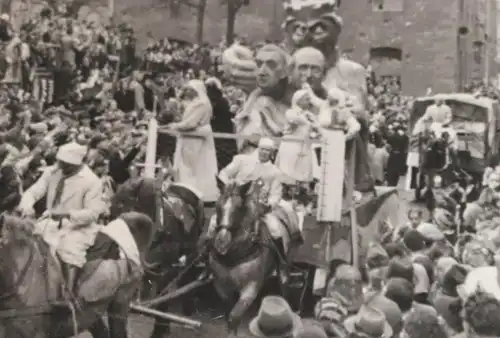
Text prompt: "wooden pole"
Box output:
[[108, 0, 114, 18], [130, 304, 202, 328], [139, 277, 213, 308], [346, 145, 359, 269], [143, 118, 158, 179]]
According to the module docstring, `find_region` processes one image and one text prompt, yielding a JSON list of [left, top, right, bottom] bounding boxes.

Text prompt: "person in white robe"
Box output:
[[168, 79, 219, 203], [276, 88, 320, 183], [413, 99, 453, 134], [17, 142, 106, 294]]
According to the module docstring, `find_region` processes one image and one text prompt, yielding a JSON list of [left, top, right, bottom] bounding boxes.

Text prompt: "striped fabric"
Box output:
[[314, 294, 349, 323], [31, 68, 54, 105], [314, 293, 350, 337]]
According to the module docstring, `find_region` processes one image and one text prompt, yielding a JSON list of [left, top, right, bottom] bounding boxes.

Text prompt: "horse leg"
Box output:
[[213, 280, 235, 323], [107, 300, 129, 338], [227, 281, 260, 335], [88, 317, 110, 338], [150, 301, 171, 338]]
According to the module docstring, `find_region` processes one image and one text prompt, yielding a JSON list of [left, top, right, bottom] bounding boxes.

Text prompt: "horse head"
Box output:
[[213, 177, 258, 255], [0, 214, 37, 303], [0, 213, 35, 244], [111, 177, 157, 223]]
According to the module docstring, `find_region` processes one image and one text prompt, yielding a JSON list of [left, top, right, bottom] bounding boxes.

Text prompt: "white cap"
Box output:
[[56, 142, 88, 165], [258, 137, 276, 150], [0, 14, 9, 21], [205, 77, 222, 90]]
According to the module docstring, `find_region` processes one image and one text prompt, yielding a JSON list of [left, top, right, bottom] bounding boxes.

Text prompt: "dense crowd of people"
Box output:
[[3, 2, 500, 338]]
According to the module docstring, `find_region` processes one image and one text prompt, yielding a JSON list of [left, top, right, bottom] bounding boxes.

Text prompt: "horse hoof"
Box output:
[[227, 320, 239, 336]]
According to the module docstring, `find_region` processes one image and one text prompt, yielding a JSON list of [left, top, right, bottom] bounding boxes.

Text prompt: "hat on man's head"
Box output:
[[249, 296, 302, 337], [344, 305, 392, 338], [417, 222, 445, 241], [56, 142, 88, 165], [258, 137, 276, 150], [365, 292, 403, 335], [295, 320, 328, 338]]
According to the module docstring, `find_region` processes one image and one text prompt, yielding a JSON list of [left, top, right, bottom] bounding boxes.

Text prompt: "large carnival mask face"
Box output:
[[255, 48, 288, 90], [282, 0, 342, 55], [291, 47, 325, 90]]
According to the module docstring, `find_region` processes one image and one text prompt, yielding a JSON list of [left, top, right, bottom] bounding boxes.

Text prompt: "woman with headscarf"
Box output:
[[167, 79, 218, 203]]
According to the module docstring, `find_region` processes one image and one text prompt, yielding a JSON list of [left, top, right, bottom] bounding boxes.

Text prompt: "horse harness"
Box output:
[[211, 179, 288, 268], [161, 184, 203, 242]]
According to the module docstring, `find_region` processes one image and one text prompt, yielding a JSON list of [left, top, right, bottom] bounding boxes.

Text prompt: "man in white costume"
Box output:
[[423, 99, 452, 125], [211, 137, 302, 284], [18, 142, 106, 295], [414, 99, 453, 135]]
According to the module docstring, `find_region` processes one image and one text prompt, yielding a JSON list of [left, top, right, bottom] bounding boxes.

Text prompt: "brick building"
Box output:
[[115, 0, 282, 49], [338, 0, 498, 95], [114, 0, 498, 95]]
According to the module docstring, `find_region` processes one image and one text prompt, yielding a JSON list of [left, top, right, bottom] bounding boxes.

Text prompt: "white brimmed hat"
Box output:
[[56, 142, 88, 165]]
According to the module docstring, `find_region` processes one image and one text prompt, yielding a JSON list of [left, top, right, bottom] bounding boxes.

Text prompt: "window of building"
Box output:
[[369, 47, 403, 78], [369, 47, 402, 60], [371, 0, 404, 12]]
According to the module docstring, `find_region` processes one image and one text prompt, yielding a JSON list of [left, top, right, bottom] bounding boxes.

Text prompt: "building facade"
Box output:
[[114, 0, 498, 95], [115, 0, 282, 50], [338, 0, 498, 95]]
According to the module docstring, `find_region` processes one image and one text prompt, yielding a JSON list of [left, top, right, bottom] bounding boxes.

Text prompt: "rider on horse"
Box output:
[[208, 137, 303, 284], [17, 141, 106, 296]]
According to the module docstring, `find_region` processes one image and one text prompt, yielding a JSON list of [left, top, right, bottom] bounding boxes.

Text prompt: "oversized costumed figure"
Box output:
[[225, 0, 374, 193]]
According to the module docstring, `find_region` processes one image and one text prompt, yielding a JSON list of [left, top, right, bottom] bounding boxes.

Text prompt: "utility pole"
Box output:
[[457, 0, 467, 90], [484, 0, 492, 84], [109, 0, 114, 19], [271, 0, 279, 41]]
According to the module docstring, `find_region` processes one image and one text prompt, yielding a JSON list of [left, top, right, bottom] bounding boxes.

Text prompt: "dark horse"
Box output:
[[110, 176, 205, 338], [203, 178, 279, 336], [0, 211, 153, 338]]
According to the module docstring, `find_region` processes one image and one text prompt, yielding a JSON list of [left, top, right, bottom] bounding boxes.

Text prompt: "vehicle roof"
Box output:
[[414, 93, 495, 109]]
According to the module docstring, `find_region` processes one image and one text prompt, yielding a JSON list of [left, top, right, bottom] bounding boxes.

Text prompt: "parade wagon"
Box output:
[[141, 122, 404, 314], [407, 93, 500, 198]]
